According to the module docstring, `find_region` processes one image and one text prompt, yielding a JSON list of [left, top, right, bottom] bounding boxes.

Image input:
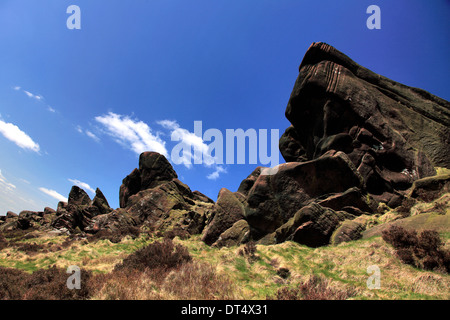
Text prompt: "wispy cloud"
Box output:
[[13, 86, 56, 113], [95, 112, 167, 156], [85, 130, 100, 143], [76, 125, 100, 143], [206, 165, 227, 180], [22, 89, 43, 101], [0, 170, 16, 192], [68, 179, 95, 195], [0, 119, 40, 152], [39, 187, 67, 202]]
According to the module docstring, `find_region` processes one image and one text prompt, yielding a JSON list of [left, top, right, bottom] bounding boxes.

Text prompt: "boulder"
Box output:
[[330, 220, 365, 245], [318, 187, 376, 214], [139, 151, 178, 190], [17, 211, 44, 230], [409, 174, 450, 201], [363, 211, 450, 240], [201, 188, 245, 245], [274, 203, 352, 247], [212, 219, 250, 248], [119, 152, 178, 208], [237, 166, 266, 196], [245, 151, 363, 234], [6, 211, 18, 219]]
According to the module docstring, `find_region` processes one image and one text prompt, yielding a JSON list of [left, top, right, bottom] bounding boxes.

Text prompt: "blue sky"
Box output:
[[0, 0, 449, 214]]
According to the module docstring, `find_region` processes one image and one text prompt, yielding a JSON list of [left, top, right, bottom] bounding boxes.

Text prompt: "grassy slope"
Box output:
[[1, 190, 449, 300], [1, 231, 449, 300]]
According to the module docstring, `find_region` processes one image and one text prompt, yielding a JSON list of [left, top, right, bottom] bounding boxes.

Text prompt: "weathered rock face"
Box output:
[[201, 188, 245, 245], [273, 203, 352, 247], [219, 42, 450, 248], [51, 186, 114, 233], [119, 152, 178, 208], [92, 188, 113, 216], [244, 150, 364, 234], [281, 42, 450, 205], [89, 152, 214, 237]]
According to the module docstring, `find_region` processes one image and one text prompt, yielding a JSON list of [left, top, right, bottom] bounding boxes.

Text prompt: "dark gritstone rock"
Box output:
[[237, 166, 266, 196], [119, 152, 178, 208], [139, 151, 178, 189], [274, 203, 352, 247], [86, 153, 214, 237], [331, 220, 365, 245], [279, 126, 307, 163], [201, 188, 245, 245], [68, 186, 91, 206], [409, 174, 450, 201], [92, 188, 113, 215], [244, 151, 363, 234], [281, 42, 450, 204], [119, 168, 141, 208], [212, 219, 250, 248]]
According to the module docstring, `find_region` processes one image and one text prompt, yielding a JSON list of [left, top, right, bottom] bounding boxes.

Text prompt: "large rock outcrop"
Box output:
[[203, 42, 449, 248], [88, 151, 214, 236], [280, 42, 450, 205], [2, 42, 448, 250]]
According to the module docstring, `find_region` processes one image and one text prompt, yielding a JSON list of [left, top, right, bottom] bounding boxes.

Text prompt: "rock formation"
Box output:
[[203, 42, 450, 248], [1, 42, 449, 250]]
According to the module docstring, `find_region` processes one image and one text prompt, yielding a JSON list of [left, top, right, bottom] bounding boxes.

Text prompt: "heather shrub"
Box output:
[[0, 232, 7, 251], [396, 198, 416, 218], [114, 238, 191, 273], [14, 242, 45, 255], [382, 226, 450, 273], [23, 266, 93, 300], [0, 267, 28, 299], [0, 266, 93, 300], [238, 241, 259, 263], [268, 274, 355, 300]]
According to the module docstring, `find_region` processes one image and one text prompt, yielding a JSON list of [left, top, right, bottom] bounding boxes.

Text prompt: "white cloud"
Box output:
[[0, 170, 16, 192], [47, 106, 56, 113], [13, 86, 21, 91], [39, 187, 67, 202], [95, 112, 167, 156], [68, 179, 96, 195], [206, 165, 227, 180], [22, 89, 43, 101], [0, 119, 40, 152], [85, 130, 100, 142], [157, 120, 179, 130]]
